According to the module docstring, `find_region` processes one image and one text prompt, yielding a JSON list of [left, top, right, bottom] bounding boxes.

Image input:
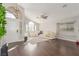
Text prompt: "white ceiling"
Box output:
[[18, 3, 79, 23]]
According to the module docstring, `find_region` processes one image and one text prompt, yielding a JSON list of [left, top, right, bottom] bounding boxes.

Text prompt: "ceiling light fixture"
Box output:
[[37, 13, 48, 19], [62, 4, 67, 8], [36, 13, 48, 23]]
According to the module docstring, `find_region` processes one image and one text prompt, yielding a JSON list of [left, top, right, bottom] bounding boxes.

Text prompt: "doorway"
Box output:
[[4, 11, 20, 43]]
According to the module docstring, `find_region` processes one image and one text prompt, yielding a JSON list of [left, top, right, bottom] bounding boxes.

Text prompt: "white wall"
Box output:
[[57, 15, 79, 42], [39, 16, 57, 33]]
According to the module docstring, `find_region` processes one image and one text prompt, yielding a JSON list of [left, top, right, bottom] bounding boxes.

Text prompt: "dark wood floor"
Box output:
[[8, 39, 79, 56]]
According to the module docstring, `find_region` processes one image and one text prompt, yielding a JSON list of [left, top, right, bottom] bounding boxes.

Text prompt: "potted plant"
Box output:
[[0, 3, 6, 40], [0, 3, 7, 56]]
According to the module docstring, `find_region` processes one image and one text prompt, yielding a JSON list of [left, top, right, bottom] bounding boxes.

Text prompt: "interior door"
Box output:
[[4, 18, 19, 43]]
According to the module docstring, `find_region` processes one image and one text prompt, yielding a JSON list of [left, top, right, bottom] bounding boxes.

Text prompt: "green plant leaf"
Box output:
[[0, 3, 6, 39]]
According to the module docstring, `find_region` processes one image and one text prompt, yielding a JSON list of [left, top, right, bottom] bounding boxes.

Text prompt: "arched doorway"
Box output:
[[0, 4, 25, 54], [3, 4, 25, 43]]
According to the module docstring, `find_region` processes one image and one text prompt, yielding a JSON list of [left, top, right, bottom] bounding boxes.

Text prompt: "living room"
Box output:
[[1, 3, 79, 56]]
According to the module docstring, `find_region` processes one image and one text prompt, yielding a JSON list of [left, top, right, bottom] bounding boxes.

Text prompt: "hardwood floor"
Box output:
[[8, 39, 79, 56]]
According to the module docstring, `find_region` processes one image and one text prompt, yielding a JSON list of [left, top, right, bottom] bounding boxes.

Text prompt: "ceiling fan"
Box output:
[[40, 14, 48, 19], [36, 13, 48, 19], [62, 4, 67, 8]]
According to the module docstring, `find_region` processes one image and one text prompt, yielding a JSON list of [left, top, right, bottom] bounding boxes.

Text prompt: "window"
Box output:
[[26, 21, 37, 33], [6, 11, 16, 19], [26, 24, 29, 32], [29, 21, 35, 32], [5, 11, 17, 31]]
